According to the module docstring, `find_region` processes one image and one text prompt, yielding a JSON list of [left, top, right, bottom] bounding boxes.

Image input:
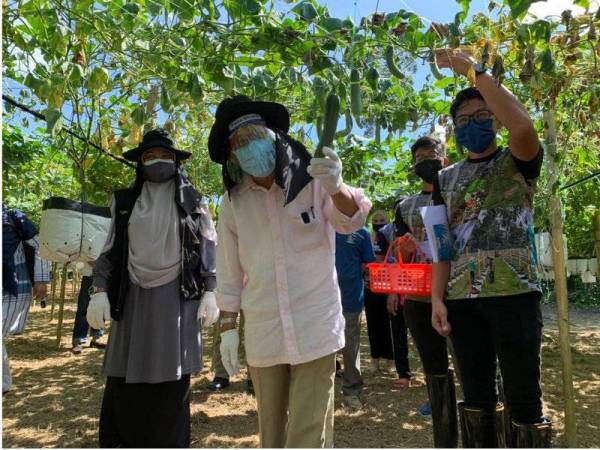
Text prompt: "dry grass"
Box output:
[[2, 299, 599, 448]]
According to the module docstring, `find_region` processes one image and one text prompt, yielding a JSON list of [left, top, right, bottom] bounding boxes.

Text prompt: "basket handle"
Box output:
[[388, 236, 428, 265]]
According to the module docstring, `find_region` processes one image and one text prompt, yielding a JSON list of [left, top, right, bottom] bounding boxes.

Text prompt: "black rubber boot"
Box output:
[[458, 402, 506, 448], [496, 372, 512, 447], [510, 419, 552, 448], [426, 370, 459, 448]]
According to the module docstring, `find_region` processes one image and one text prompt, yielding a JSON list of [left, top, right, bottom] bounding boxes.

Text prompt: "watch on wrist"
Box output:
[[219, 317, 236, 325], [468, 63, 487, 86]]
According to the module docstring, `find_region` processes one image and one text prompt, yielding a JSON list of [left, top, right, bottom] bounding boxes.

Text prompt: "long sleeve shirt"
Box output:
[[216, 177, 372, 367]]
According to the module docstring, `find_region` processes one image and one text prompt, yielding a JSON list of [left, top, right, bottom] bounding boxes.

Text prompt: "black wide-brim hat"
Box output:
[[123, 128, 192, 162], [208, 95, 290, 164]]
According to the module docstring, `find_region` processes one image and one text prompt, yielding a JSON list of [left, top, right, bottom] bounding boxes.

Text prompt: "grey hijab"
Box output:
[[127, 179, 181, 288]]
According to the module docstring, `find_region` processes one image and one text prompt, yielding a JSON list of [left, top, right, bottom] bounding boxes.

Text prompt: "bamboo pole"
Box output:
[[544, 109, 577, 447], [594, 212, 600, 278], [211, 323, 220, 373], [56, 265, 68, 349], [50, 264, 59, 321], [49, 264, 58, 319]]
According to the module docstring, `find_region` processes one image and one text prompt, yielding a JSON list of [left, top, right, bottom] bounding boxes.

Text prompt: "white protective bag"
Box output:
[[535, 232, 568, 268], [39, 197, 111, 263]]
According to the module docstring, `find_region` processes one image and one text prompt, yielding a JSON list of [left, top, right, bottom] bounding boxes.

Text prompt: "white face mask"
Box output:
[[142, 158, 175, 167]]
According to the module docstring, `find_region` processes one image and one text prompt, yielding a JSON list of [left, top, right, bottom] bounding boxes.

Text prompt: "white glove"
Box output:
[[86, 292, 111, 330], [198, 291, 220, 327], [307, 146, 343, 195], [220, 329, 240, 377]]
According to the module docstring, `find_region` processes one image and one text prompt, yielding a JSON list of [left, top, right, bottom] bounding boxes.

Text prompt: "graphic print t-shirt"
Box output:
[[432, 148, 543, 300], [395, 191, 433, 263]]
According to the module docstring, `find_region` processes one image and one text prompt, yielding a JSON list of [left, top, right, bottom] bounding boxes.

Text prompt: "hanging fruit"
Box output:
[[315, 92, 341, 157], [350, 69, 362, 120], [385, 46, 405, 79]]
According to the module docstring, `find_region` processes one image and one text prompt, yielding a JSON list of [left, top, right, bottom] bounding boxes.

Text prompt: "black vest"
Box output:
[[106, 187, 210, 320]]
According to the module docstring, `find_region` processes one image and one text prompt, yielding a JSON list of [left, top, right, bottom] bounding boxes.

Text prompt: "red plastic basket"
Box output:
[[367, 238, 432, 296]]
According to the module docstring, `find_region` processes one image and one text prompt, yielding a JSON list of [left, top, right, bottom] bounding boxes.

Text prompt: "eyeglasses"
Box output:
[[454, 109, 493, 128]]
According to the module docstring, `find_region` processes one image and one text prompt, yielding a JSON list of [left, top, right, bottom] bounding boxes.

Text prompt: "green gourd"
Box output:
[[350, 68, 362, 120], [315, 92, 340, 157]]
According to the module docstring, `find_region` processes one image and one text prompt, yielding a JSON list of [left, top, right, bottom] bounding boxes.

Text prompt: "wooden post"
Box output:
[[56, 264, 68, 349], [594, 211, 600, 278], [544, 109, 577, 447]]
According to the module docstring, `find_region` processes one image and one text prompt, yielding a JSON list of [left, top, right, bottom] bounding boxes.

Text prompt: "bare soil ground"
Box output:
[[2, 298, 599, 448]]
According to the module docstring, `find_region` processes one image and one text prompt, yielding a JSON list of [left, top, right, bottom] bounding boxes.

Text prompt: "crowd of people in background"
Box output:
[[2, 48, 553, 448]]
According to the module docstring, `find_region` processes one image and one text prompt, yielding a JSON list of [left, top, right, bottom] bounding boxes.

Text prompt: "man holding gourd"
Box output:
[[208, 95, 372, 448], [429, 49, 550, 448]]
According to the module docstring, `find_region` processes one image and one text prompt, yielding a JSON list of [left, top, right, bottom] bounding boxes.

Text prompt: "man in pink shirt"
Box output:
[[208, 96, 372, 448]]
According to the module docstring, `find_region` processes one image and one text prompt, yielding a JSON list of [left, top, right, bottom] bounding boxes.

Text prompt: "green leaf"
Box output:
[[538, 48, 555, 72], [530, 20, 551, 43], [170, 0, 196, 20], [160, 86, 172, 112], [504, 0, 546, 19], [87, 67, 109, 93], [456, 0, 471, 23], [131, 106, 147, 126], [574, 0, 590, 9], [293, 1, 318, 21], [320, 17, 343, 32], [24, 74, 42, 91], [188, 74, 204, 102], [122, 3, 140, 16], [69, 63, 85, 83], [45, 109, 63, 137], [147, 0, 165, 16]]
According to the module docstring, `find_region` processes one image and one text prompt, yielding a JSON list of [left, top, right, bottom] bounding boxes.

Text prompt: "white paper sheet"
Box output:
[[420, 205, 453, 263]]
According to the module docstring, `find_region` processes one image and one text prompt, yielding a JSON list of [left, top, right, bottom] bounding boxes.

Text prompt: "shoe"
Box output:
[[207, 376, 230, 391], [245, 378, 255, 396], [419, 402, 432, 416], [90, 339, 107, 349], [343, 395, 362, 410], [510, 418, 552, 448], [71, 344, 84, 354], [426, 371, 458, 448]]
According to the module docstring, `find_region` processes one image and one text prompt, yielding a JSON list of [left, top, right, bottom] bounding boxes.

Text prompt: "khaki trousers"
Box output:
[[249, 353, 336, 448]]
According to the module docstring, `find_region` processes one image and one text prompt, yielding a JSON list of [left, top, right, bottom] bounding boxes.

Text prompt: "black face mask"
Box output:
[[142, 161, 177, 182], [373, 223, 385, 232], [414, 159, 442, 183]]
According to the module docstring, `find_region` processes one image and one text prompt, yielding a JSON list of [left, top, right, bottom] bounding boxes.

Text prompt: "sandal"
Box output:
[[90, 339, 107, 349]]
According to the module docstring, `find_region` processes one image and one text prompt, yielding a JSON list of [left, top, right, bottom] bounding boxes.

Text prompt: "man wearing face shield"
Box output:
[[87, 129, 218, 447], [389, 136, 457, 447], [430, 50, 549, 447], [208, 96, 372, 448]]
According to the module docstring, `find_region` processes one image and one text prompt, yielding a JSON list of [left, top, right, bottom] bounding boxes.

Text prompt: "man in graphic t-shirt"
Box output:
[[430, 49, 550, 448]]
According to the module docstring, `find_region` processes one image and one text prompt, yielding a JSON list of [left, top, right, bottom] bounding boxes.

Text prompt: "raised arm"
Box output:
[[435, 49, 540, 161]]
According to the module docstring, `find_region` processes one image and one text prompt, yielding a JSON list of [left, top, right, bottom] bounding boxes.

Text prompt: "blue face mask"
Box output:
[[456, 119, 496, 154], [235, 138, 276, 178]]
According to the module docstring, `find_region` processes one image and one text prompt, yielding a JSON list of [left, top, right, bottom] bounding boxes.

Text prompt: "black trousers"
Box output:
[[404, 300, 449, 376], [99, 375, 191, 448], [446, 294, 543, 423], [364, 288, 394, 360], [390, 303, 411, 379]]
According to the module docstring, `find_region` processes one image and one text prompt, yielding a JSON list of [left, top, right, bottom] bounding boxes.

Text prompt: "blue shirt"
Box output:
[[335, 227, 376, 313]]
